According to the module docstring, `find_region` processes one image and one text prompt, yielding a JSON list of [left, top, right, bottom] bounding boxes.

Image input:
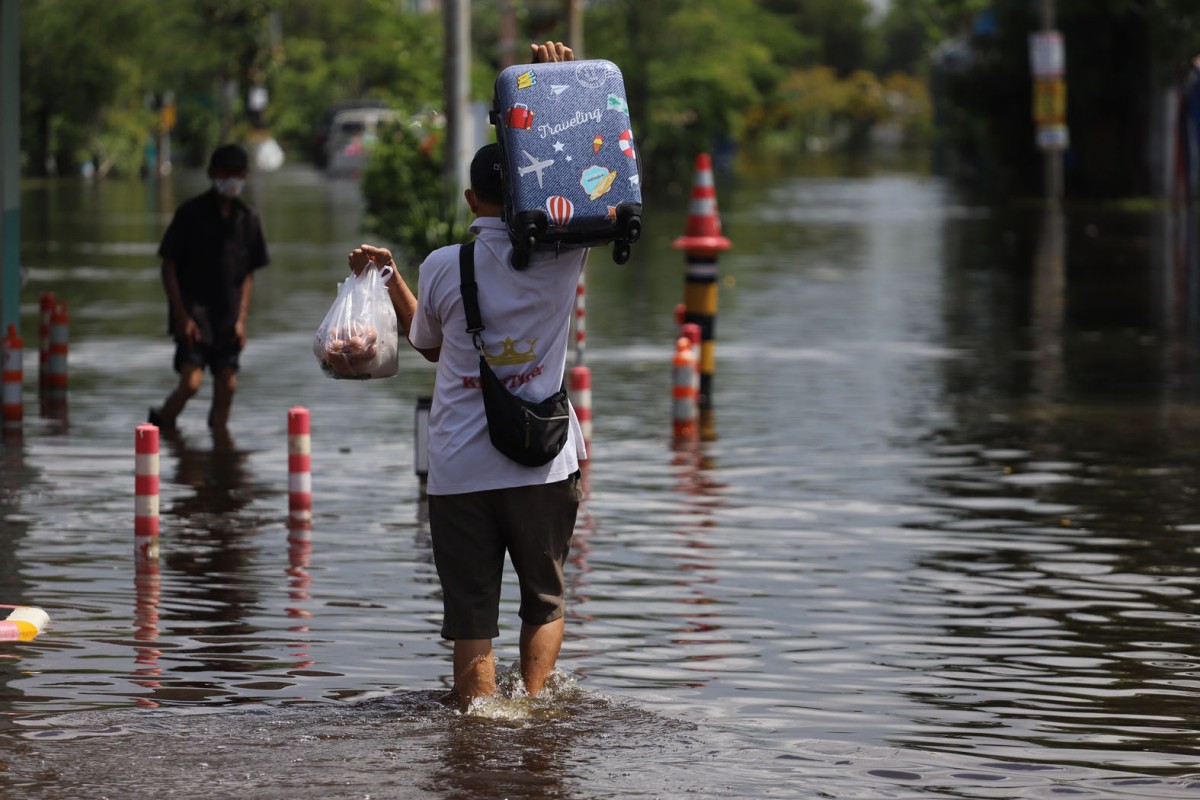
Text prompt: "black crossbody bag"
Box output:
[[459, 242, 570, 467]]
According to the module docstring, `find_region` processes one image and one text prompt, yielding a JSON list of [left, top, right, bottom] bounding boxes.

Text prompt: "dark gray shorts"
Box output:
[[429, 474, 581, 640], [174, 339, 241, 376]]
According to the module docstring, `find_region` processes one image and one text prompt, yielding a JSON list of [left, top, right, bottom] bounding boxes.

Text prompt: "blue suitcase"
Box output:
[[490, 59, 643, 269]]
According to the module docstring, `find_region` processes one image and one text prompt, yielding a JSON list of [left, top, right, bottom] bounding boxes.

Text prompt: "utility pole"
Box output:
[[498, 0, 517, 70], [1031, 0, 1066, 203], [567, 0, 584, 58], [443, 0, 471, 202], [0, 0, 20, 332]]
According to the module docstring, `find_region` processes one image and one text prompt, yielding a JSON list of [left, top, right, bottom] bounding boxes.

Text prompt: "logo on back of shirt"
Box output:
[[459, 338, 541, 390], [461, 363, 543, 390], [485, 337, 537, 366]]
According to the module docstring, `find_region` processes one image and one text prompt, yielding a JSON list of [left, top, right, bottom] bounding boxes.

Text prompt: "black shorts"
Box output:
[[174, 339, 241, 375], [429, 474, 582, 640]]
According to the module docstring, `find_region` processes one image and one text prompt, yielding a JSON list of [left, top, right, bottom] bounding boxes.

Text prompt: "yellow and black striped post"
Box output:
[[672, 153, 731, 439]]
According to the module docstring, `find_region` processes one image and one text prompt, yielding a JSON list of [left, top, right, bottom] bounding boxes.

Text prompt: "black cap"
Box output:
[[209, 144, 249, 174], [469, 143, 503, 205]]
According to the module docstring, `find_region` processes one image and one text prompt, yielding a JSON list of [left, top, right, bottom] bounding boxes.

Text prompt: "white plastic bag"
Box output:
[[313, 263, 399, 380]]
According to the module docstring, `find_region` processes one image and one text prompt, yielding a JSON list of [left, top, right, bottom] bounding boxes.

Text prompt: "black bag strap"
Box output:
[[459, 239, 570, 399], [458, 242, 486, 355]]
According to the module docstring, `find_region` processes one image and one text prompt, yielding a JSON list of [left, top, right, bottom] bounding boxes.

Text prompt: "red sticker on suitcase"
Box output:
[[547, 195, 574, 227], [506, 104, 534, 130], [619, 129, 636, 158]]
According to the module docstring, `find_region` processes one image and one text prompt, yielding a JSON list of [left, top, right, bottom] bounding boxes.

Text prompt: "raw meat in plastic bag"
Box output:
[[313, 263, 399, 379]]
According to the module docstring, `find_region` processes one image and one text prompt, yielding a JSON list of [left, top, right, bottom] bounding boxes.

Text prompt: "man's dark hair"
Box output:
[[209, 144, 249, 174], [469, 143, 504, 205]]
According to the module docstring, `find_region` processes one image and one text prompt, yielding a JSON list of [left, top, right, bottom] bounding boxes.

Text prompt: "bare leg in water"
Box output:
[[450, 617, 563, 710], [520, 617, 564, 696], [452, 639, 496, 710], [155, 362, 203, 428]]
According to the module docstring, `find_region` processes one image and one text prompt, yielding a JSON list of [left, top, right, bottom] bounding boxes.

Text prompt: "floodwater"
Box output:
[[4, 157, 1200, 799]]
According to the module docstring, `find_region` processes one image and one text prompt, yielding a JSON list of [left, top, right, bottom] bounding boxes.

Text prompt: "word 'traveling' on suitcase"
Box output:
[[491, 59, 643, 269]]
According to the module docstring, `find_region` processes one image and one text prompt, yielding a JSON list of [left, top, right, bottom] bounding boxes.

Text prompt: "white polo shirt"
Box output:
[[408, 217, 587, 495]]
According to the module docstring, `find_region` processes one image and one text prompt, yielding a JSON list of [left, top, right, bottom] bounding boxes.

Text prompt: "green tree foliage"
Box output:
[[20, 0, 160, 176], [748, 66, 931, 154], [364, 0, 842, 259], [761, 0, 876, 75], [153, 0, 282, 166], [21, 0, 1200, 206], [933, 0, 1200, 200], [874, 0, 992, 76], [361, 115, 472, 268], [18, 0, 445, 177], [1143, 0, 1200, 84], [268, 1, 443, 166], [17, 0, 934, 190], [585, 0, 814, 186]]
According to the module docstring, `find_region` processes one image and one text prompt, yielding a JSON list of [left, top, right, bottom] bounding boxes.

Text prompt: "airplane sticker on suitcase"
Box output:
[[491, 59, 643, 269]]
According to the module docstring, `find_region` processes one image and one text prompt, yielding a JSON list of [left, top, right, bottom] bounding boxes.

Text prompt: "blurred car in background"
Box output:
[[323, 106, 398, 177], [310, 99, 391, 170]]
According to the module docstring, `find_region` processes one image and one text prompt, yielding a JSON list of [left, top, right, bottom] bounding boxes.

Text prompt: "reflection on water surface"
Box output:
[[4, 163, 1200, 798]]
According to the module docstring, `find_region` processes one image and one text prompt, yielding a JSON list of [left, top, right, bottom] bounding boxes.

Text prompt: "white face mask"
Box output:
[[213, 177, 246, 198]]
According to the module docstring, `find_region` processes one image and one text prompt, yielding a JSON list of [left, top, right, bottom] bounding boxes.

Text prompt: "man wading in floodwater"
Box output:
[[149, 144, 269, 432], [348, 41, 586, 711]]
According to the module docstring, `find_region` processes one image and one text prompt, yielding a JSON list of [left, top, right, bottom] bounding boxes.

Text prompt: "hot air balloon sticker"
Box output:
[[618, 129, 636, 158], [546, 195, 574, 228], [592, 134, 604, 153]]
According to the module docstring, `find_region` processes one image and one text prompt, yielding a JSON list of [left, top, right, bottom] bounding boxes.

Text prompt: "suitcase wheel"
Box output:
[[511, 210, 547, 271], [625, 218, 642, 244], [616, 203, 642, 244], [613, 242, 632, 265], [515, 210, 548, 241]]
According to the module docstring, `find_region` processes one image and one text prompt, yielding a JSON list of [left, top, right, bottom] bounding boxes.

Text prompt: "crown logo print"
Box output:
[[485, 337, 538, 366]]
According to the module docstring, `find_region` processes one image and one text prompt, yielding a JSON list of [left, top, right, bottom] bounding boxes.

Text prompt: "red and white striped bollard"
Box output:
[[135, 424, 160, 562], [570, 364, 592, 455], [672, 337, 699, 441], [681, 321, 702, 393], [2, 325, 22, 428], [575, 269, 587, 360], [38, 292, 54, 392], [47, 301, 69, 394], [134, 423, 162, 675], [288, 407, 312, 530], [570, 268, 593, 457]]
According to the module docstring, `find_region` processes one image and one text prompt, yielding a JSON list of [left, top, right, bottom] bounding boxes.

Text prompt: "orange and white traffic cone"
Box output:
[[672, 153, 731, 439], [672, 153, 732, 258]]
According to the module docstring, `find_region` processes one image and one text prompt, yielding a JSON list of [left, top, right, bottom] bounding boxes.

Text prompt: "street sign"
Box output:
[[1029, 31, 1065, 79]]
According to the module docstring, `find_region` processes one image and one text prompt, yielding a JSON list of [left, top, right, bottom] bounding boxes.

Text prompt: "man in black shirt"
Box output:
[[149, 144, 269, 431]]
